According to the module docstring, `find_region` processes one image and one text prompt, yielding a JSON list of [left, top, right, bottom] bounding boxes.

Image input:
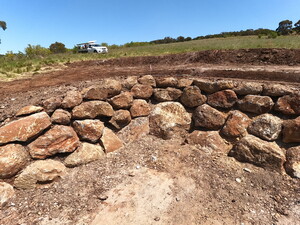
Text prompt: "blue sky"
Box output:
[[0, 0, 299, 54]]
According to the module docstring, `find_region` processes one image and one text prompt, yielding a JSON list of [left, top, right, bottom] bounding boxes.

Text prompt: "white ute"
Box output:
[[77, 41, 108, 53]]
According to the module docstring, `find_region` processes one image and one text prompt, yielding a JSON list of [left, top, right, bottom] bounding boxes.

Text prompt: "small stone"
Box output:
[[154, 217, 160, 221], [235, 178, 242, 183], [153, 88, 182, 102], [109, 110, 132, 130], [243, 168, 251, 173], [16, 105, 43, 117], [109, 92, 133, 109], [51, 109, 71, 125], [98, 195, 108, 201], [131, 84, 153, 99], [130, 99, 151, 118], [100, 128, 123, 153], [61, 90, 83, 109], [138, 75, 156, 87]]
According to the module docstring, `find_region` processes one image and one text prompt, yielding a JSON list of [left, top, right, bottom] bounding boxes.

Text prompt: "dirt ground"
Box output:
[[0, 49, 300, 225]]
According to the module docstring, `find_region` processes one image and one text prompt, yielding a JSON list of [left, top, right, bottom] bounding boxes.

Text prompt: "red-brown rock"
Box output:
[[16, 105, 43, 117], [123, 76, 138, 89], [138, 75, 156, 87], [285, 146, 300, 178], [100, 128, 123, 153], [193, 104, 227, 130], [72, 101, 114, 119], [155, 77, 178, 87], [275, 93, 300, 115], [42, 96, 62, 113], [0, 112, 51, 144], [130, 99, 151, 118], [221, 110, 251, 138], [73, 119, 104, 143], [109, 110, 132, 130], [51, 109, 71, 125], [237, 95, 274, 114], [207, 89, 238, 108], [282, 117, 300, 143], [233, 82, 263, 95], [61, 90, 83, 109], [194, 79, 234, 93], [109, 92, 133, 109], [263, 84, 293, 97], [153, 88, 182, 102], [28, 125, 80, 159], [180, 86, 207, 108], [177, 78, 193, 88], [0, 144, 30, 178], [131, 84, 153, 99]]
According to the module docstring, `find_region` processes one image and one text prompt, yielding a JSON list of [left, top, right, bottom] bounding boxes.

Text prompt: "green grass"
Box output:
[[1, 35, 300, 81]]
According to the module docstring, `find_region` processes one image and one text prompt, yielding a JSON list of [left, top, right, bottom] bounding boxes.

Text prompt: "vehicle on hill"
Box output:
[[76, 41, 108, 53]]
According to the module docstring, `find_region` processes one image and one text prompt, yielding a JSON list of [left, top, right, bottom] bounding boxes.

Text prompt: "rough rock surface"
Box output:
[[72, 101, 114, 119], [284, 146, 300, 178], [138, 75, 156, 87], [282, 117, 300, 143], [100, 128, 123, 153], [16, 105, 43, 117], [73, 119, 104, 143], [153, 88, 182, 102], [177, 78, 193, 88], [28, 125, 80, 159], [14, 159, 66, 189], [0, 112, 51, 144], [0, 144, 30, 178], [221, 110, 251, 138], [229, 135, 286, 173], [194, 79, 234, 93], [109, 110, 132, 130], [207, 89, 238, 108], [131, 84, 153, 99], [130, 99, 151, 118], [275, 93, 300, 115], [149, 102, 191, 139], [186, 130, 232, 154], [193, 104, 227, 130], [233, 82, 263, 95], [238, 95, 274, 114], [263, 84, 293, 96], [61, 90, 83, 109], [0, 182, 15, 207], [180, 86, 207, 108], [51, 109, 71, 125], [64, 142, 105, 167], [82, 79, 122, 100], [248, 114, 282, 141], [118, 117, 150, 144], [156, 77, 178, 87], [42, 96, 62, 113], [109, 92, 133, 109], [123, 76, 138, 89]]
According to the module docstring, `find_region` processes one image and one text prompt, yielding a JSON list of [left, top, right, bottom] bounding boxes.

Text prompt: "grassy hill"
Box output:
[[1, 35, 300, 80]]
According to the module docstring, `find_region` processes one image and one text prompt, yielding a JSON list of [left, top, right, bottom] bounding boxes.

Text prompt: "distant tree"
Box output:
[[176, 36, 185, 42], [49, 42, 67, 53], [276, 20, 293, 35], [101, 42, 108, 47], [294, 20, 300, 33], [0, 21, 6, 30], [185, 37, 192, 41]]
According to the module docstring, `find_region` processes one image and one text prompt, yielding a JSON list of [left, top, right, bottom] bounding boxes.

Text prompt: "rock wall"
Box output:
[[0, 75, 299, 195]]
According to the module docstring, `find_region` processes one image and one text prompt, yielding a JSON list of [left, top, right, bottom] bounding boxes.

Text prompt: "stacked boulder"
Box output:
[[0, 75, 299, 195]]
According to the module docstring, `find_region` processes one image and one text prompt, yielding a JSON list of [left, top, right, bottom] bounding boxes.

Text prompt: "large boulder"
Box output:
[[73, 119, 104, 143], [186, 131, 232, 154], [233, 82, 263, 95], [194, 79, 234, 94], [263, 84, 293, 97], [0, 182, 15, 207], [229, 135, 286, 173], [275, 93, 300, 115], [177, 78, 193, 88], [248, 114, 282, 141], [61, 90, 83, 109], [64, 142, 105, 167], [42, 96, 62, 113], [153, 88, 182, 102], [138, 75, 156, 87], [118, 117, 150, 144], [109, 92, 133, 109], [282, 117, 300, 143], [155, 77, 178, 87], [109, 110, 132, 130], [221, 110, 251, 138], [130, 99, 151, 118], [193, 104, 227, 130], [51, 109, 71, 125], [149, 102, 191, 139], [72, 101, 114, 119], [237, 95, 274, 114], [207, 89, 238, 109], [14, 159, 66, 189], [28, 125, 80, 159], [82, 79, 122, 100], [0, 144, 30, 178], [123, 76, 138, 89], [180, 86, 207, 108], [100, 128, 123, 153], [0, 112, 51, 144], [131, 84, 153, 99], [16, 105, 43, 117], [285, 146, 300, 178]]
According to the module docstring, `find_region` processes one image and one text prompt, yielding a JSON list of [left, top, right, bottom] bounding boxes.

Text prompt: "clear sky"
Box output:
[[0, 0, 299, 54]]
